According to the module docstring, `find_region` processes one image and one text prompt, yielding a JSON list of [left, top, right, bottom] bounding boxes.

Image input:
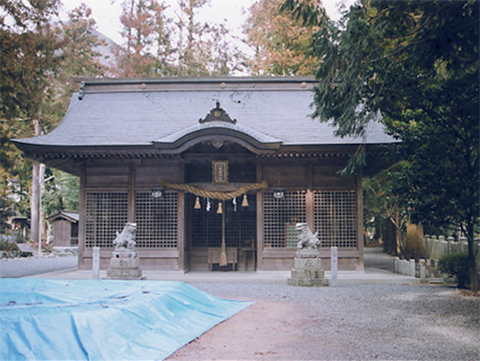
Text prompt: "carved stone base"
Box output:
[[110, 257, 140, 269], [106, 269, 146, 280], [288, 249, 328, 287], [290, 269, 325, 279], [106, 250, 145, 280]]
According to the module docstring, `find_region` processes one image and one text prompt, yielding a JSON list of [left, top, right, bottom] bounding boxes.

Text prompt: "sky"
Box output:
[[60, 0, 355, 46]]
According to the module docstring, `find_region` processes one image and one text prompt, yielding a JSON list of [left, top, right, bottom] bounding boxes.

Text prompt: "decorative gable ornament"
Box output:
[[199, 101, 236, 124]]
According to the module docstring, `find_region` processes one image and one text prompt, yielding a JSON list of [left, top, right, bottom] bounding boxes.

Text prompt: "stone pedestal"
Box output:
[[288, 249, 328, 287], [106, 250, 145, 280]]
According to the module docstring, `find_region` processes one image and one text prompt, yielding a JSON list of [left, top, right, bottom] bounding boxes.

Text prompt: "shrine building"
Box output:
[[13, 77, 394, 272]]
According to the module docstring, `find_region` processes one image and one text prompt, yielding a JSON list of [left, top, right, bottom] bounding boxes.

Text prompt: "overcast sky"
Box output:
[[60, 0, 355, 46]]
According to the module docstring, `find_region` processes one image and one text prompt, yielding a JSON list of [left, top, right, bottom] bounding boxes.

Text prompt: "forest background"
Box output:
[[1, 0, 478, 289]]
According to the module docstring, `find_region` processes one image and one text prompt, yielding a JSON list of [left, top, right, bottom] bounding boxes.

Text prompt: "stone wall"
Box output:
[[392, 235, 480, 280], [424, 235, 480, 272]]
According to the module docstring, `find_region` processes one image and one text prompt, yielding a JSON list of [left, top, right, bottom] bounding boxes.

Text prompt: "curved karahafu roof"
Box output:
[[12, 76, 396, 175]]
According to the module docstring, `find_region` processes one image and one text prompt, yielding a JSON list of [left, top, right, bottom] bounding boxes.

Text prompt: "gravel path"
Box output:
[[364, 247, 395, 272], [170, 283, 479, 361]]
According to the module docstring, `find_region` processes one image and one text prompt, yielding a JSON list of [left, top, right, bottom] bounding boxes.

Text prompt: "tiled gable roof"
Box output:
[[13, 76, 395, 150]]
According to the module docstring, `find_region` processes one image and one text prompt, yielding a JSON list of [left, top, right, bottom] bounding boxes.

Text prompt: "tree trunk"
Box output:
[[30, 161, 41, 243], [467, 220, 479, 293], [39, 163, 45, 242], [30, 119, 43, 248], [396, 224, 401, 256], [384, 218, 397, 255], [393, 214, 402, 256]]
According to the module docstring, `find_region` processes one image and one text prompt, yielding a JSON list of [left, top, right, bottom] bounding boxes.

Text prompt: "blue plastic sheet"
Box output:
[[0, 279, 253, 360]]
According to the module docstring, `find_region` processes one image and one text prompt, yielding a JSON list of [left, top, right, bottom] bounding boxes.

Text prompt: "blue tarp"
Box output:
[[0, 279, 253, 360]]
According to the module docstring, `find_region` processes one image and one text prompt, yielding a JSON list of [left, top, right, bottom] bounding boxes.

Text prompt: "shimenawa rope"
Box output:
[[158, 180, 269, 200]]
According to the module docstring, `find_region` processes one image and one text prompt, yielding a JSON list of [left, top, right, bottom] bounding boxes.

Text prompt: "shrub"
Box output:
[[0, 240, 19, 252], [438, 252, 470, 289]]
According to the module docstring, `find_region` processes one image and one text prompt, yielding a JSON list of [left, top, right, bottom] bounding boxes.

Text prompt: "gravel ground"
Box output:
[[175, 283, 479, 361], [0, 255, 77, 278]]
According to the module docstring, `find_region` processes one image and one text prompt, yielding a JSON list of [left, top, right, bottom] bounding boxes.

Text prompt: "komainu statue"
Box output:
[[107, 222, 144, 279], [113, 223, 137, 251], [288, 223, 327, 286], [296, 223, 321, 250]]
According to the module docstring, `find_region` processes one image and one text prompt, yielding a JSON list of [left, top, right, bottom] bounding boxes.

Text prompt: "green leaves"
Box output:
[[1, 1, 63, 206], [42, 170, 79, 217], [112, 0, 244, 77], [306, 0, 479, 278], [244, 0, 325, 76], [438, 252, 470, 288], [280, 0, 328, 27], [1, 1, 102, 221]]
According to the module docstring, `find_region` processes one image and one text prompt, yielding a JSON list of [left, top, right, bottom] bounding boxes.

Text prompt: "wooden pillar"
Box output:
[[78, 164, 86, 269], [127, 164, 135, 223], [177, 160, 186, 271], [184, 192, 192, 272], [305, 162, 314, 232], [356, 170, 364, 270], [177, 191, 185, 271], [256, 162, 264, 270]]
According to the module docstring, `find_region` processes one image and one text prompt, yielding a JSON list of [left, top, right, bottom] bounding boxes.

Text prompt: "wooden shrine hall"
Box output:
[[13, 77, 395, 272]]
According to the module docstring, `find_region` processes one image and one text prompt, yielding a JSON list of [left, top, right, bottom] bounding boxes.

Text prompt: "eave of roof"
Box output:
[[153, 121, 283, 154], [47, 211, 79, 223]]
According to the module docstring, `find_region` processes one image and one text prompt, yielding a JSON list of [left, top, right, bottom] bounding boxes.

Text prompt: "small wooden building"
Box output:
[[9, 216, 29, 241], [47, 211, 79, 246], [13, 77, 394, 272]]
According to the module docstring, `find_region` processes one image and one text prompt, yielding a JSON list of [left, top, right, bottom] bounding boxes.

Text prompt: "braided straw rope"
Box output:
[[418, 260, 441, 271], [159, 180, 269, 200], [418, 260, 443, 278]]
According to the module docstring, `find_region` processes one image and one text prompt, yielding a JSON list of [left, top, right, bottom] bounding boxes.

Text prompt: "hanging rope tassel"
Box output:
[[242, 193, 249, 207], [194, 196, 201, 209], [220, 241, 227, 266], [220, 207, 227, 266]]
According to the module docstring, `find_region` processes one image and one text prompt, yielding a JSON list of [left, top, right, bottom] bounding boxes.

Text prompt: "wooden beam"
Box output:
[[77, 164, 86, 268]]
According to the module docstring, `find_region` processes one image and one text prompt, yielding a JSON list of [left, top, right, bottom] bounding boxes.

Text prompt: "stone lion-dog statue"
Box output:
[[113, 223, 137, 250], [296, 223, 321, 250]]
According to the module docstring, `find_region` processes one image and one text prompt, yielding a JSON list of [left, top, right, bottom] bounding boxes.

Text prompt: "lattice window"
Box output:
[[135, 192, 178, 248], [263, 191, 306, 248], [314, 191, 357, 248], [85, 192, 128, 248]]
